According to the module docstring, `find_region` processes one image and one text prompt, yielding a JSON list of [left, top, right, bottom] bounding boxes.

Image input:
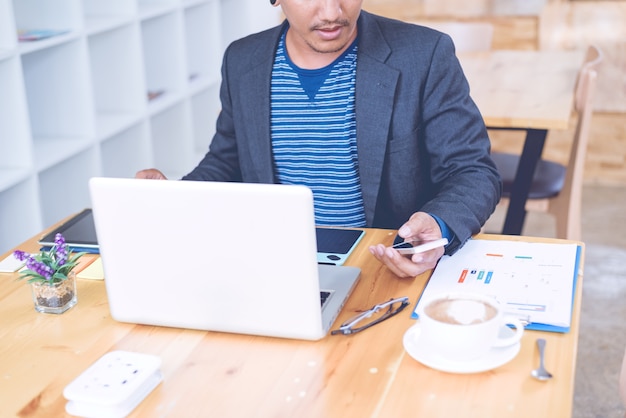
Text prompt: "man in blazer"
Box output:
[[137, 1, 501, 278]]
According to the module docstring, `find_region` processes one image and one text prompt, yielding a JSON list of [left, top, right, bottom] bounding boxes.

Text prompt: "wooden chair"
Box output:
[[409, 21, 494, 52], [489, 45, 603, 241]]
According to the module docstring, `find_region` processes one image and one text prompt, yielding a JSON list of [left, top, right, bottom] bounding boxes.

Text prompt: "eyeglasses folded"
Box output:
[[331, 296, 410, 336]]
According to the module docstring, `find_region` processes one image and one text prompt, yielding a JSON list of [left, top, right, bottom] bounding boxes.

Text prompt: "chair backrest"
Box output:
[[619, 350, 626, 407], [555, 45, 603, 236], [410, 21, 494, 52], [575, 45, 603, 111]]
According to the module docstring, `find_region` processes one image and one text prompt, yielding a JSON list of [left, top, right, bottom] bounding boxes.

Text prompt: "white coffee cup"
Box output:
[[417, 292, 524, 362]]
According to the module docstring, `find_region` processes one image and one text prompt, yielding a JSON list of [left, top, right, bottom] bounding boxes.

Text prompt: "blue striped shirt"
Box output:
[[271, 33, 366, 227]]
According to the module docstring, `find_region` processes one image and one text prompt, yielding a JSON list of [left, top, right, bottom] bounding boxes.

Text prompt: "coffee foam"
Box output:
[[425, 298, 497, 325]]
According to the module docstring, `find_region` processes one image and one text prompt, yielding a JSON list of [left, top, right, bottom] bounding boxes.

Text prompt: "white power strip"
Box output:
[[63, 350, 163, 418]]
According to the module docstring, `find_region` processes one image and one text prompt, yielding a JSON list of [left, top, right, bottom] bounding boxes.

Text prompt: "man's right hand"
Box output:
[[135, 169, 168, 180]]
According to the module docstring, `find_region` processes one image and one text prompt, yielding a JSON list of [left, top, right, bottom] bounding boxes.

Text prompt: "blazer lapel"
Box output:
[[355, 12, 399, 225]]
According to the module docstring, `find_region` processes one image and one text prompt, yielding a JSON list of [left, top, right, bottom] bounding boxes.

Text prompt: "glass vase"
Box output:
[[30, 271, 78, 314]]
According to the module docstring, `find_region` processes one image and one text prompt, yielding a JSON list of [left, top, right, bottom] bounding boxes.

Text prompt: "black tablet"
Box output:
[[315, 227, 365, 265], [38, 209, 365, 261], [38, 208, 99, 253]]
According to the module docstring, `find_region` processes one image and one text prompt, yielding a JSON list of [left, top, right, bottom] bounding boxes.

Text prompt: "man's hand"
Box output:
[[135, 169, 168, 180], [369, 211, 445, 278]]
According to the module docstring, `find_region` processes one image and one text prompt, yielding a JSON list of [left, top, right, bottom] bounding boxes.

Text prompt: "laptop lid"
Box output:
[[88, 177, 360, 340]]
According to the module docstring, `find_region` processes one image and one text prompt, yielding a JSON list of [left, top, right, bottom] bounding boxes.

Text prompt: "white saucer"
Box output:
[[402, 323, 521, 374]]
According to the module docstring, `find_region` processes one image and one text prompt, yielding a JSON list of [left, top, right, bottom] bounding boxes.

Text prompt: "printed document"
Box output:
[[412, 238, 581, 332]]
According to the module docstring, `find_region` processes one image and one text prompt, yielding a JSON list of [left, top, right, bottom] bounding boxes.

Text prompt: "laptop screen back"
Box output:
[[89, 177, 359, 340]]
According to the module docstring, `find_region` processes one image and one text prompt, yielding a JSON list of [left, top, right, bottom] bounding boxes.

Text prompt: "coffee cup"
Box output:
[[417, 292, 524, 362]]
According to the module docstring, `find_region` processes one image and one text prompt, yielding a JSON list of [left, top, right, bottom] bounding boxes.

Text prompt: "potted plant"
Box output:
[[13, 233, 85, 314]]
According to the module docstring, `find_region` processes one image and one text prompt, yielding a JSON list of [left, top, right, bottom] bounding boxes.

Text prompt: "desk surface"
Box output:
[[0, 229, 583, 417], [459, 49, 585, 130]]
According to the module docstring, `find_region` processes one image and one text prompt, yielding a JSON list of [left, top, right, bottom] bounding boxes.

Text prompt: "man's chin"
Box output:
[[307, 40, 350, 55]]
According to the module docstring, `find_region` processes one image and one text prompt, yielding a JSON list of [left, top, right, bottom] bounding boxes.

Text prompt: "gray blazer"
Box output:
[[183, 11, 502, 254]]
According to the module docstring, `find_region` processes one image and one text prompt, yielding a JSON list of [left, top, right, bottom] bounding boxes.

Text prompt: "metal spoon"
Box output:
[[531, 338, 553, 381]]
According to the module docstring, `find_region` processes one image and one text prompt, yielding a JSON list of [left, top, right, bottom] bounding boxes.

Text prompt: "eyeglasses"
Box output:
[[331, 296, 410, 336]]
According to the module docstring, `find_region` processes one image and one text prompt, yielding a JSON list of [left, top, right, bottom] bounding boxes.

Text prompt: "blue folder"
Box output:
[[410, 244, 583, 334]]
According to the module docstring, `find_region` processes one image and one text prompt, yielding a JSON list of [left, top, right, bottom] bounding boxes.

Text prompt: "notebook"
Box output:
[[88, 177, 361, 340]]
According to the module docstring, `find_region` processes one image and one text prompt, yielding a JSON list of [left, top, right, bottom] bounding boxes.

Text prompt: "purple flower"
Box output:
[[25, 258, 53, 281], [54, 233, 68, 266], [13, 233, 84, 284], [13, 250, 30, 261]]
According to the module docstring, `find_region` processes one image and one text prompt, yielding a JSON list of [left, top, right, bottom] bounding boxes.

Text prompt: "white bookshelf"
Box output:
[[0, 0, 16, 56], [0, 0, 281, 254], [87, 22, 145, 141]]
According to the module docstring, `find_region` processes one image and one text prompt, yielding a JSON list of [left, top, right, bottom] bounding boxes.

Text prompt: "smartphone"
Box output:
[[392, 238, 449, 255]]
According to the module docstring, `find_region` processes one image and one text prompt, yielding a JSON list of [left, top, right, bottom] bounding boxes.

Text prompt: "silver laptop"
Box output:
[[88, 177, 361, 340]]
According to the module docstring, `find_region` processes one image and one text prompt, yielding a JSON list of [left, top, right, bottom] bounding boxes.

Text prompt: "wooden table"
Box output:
[[0, 227, 583, 417], [458, 49, 585, 235], [363, 0, 547, 49]]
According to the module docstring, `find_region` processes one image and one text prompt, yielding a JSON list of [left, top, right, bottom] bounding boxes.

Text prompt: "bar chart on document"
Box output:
[[413, 239, 581, 331]]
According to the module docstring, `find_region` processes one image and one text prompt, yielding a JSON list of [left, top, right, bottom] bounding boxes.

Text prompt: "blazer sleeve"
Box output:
[[417, 34, 502, 253]]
